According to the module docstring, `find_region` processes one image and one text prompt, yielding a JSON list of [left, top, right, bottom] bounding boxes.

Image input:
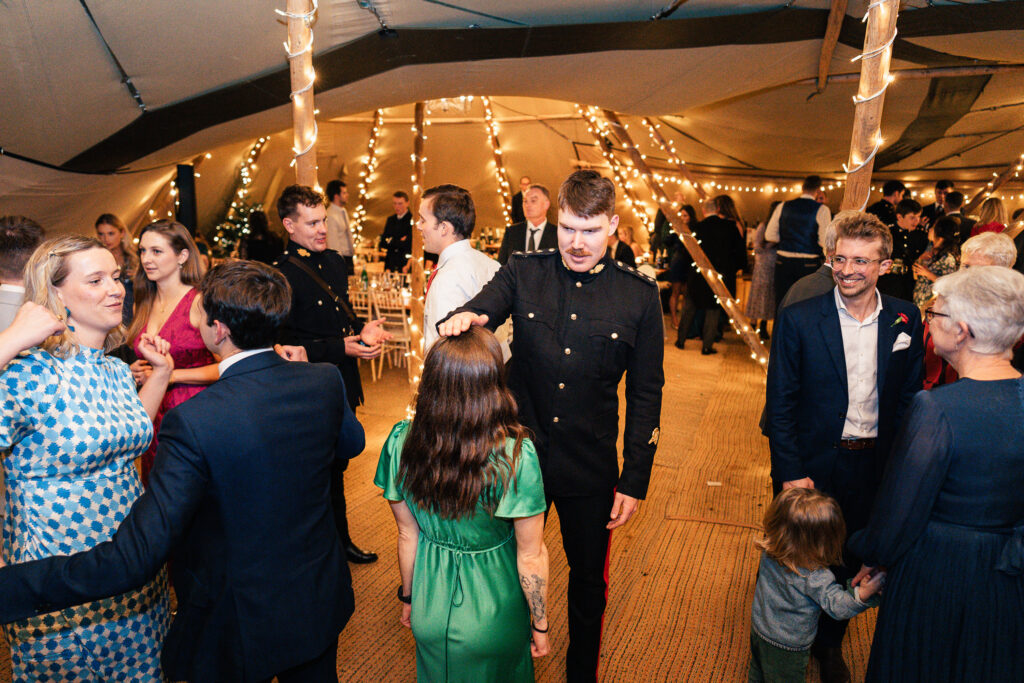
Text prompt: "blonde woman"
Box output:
[[0, 236, 172, 681], [970, 197, 1008, 237], [127, 221, 218, 486]]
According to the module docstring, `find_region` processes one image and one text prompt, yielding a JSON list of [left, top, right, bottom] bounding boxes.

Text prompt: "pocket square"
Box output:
[[892, 332, 911, 352]]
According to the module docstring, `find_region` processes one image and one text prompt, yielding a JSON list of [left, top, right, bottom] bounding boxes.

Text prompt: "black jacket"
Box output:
[[275, 241, 364, 409], [497, 221, 558, 265], [686, 216, 747, 309], [0, 353, 363, 682], [378, 212, 413, 272], [449, 251, 664, 498]]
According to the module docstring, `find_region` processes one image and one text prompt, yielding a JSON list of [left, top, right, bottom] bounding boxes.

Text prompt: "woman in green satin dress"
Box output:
[[375, 326, 550, 682]]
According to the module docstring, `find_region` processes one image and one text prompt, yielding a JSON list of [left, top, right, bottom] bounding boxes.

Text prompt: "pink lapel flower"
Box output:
[[891, 312, 909, 327]]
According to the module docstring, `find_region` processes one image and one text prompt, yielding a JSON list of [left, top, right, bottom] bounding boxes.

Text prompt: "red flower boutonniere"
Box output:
[[891, 312, 909, 327]]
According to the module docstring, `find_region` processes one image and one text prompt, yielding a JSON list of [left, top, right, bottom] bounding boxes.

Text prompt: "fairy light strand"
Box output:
[[278, 0, 319, 169], [350, 108, 384, 242], [481, 96, 514, 225]]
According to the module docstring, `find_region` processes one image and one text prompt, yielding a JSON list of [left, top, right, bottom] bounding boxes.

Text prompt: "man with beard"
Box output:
[[765, 211, 923, 682], [438, 170, 664, 683]]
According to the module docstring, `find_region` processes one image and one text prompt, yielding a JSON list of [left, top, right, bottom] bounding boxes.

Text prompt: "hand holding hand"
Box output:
[[129, 359, 153, 387], [856, 570, 887, 601], [782, 477, 814, 490], [437, 312, 488, 338], [607, 492, 640, 530], [136, 334, 174, 375], [274, 344, 308, 362], [851, 564, 875, 587], [345, 335, 382, 359]]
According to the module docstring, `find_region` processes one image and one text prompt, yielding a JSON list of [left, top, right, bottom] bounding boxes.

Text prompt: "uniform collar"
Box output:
[[284, 239, 324, 260], [561, 254, 611, 283]]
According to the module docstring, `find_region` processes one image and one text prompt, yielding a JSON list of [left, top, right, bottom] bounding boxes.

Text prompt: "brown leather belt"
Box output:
[[840, 438, 876, 451]]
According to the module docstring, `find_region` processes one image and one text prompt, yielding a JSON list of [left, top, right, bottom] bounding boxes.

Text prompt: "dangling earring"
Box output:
[[64, 307, 75, 332]]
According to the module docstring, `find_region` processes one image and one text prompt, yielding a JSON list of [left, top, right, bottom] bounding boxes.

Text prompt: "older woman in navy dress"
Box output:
[[850, 266, 1024, 682], [0, 236, 173, 682]]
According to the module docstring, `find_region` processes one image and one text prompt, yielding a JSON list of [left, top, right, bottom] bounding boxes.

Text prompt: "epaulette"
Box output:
[[613, 259, 658, 286], [510, 248, 559, 260]]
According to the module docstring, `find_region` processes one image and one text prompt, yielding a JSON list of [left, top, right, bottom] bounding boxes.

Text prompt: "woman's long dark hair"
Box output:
[[399, 326, 530, 519], [932, 216, 961, 262]]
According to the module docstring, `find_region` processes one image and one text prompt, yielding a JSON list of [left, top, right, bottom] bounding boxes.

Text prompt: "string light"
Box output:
[[481, 96, 514, 225], [576, 105, 653, 233], [278, 0, 319, 170], [213, 138, 268, 252], [350, 108, 384, 243]]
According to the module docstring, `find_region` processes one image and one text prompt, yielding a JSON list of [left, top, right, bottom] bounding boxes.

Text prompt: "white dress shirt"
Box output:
[[218, 348, 273, 375], [765, 194, 832, 258], [525, 220, 548, 251], [326, 203, 354, 256], [834, 288, 882, 439], [0, 284, 25, 333], [423, 239, 510, 360]]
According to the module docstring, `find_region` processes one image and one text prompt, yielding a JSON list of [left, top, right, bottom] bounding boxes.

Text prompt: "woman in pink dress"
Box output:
[[127, 220, 218, 486]]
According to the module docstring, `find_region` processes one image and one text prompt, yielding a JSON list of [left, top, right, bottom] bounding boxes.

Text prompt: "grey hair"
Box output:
[[932, 266, 1024, 355], [960, 232, 1017, 268]]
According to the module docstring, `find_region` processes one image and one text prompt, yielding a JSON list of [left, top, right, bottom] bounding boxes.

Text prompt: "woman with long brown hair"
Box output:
[[127, 220, 218, 485], [94, 213, 139, 327], [375, 326, 549, 682]]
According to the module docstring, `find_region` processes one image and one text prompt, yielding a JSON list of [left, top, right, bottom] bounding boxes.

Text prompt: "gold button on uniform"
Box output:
[[317, 300, 322, 306], [558, 383, 565, 389], [575, 281, 582, 288], [611, 332, 619, 339], [564, 348, 571, 355], [553, 417, 559, 423], [570, 314, 577, 320], [528, 312, 535, 319]]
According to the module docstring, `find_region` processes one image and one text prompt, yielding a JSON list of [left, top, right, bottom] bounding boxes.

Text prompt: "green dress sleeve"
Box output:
[[374, 420, 410, 502], [495, 438, 547, 519]]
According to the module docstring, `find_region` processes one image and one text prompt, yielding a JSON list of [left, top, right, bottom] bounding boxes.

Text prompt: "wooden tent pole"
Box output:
[[600, 109, 769, 368], [840, 0, 899, 211], [641, 117, 708, 201], [406, 102, 427, 385], [285, 0, 318, 187], [816, 0, 849, 94], [964, 153, 1024, 215]]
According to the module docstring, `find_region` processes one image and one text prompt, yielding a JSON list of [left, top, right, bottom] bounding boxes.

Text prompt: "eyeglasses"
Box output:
[[925, 308, 974, 337], [830, 255, 883, 270]]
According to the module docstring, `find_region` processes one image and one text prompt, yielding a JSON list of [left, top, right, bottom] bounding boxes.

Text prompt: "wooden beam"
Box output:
[[642, 117, 708, 201], [407, 102, 427, 385], [601, 109, 769, 369], [841, 0, 900, 211], [816, 0, 849, 93], [286, 0, 317, 187], [964, 153, 1024, 214]]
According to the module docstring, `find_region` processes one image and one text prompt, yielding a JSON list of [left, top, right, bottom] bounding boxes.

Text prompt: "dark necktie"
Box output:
[[527, 228, 539, 252]]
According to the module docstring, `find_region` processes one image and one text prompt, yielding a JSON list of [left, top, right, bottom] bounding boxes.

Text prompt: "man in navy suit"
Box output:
[[766, 211, 923, 683], [0, 260, 363, 683]]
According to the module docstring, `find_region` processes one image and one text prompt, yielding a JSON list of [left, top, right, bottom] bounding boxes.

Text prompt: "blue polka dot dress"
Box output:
[[0, 347, 171, 682]]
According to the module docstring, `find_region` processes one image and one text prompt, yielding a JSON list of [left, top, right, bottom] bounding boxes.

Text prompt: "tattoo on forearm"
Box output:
[[519, 573, 546, 622]]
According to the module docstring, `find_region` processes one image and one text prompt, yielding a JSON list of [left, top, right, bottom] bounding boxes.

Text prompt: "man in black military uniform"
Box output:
[[866, 179, 906, 229], [274, 184, 388, 564], [439, 170, 664, 683]]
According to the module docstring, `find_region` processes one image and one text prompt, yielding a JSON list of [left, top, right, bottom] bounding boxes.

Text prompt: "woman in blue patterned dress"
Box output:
[[0, 236, 174, 682]]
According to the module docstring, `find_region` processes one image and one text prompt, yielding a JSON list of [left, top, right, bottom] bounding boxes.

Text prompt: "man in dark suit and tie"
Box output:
[[497, 184, 557, 265], [510, 174, 530, 224], [766, 211, 924, 683], [0, 260, 364, 683]]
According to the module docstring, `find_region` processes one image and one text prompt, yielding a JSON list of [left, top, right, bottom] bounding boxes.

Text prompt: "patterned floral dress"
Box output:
[[913, 247, 958, 308], [0, 347, 170, 682]]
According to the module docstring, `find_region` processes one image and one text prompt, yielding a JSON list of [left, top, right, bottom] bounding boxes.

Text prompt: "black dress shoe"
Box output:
[[674, 340, 686, 349], [345, 543, 378, 564], [813, 645, 851, 683], [701, 348, 717, 355]]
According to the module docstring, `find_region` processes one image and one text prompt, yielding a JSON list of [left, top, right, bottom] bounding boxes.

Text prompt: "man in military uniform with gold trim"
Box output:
[[439, 170, 664, 682], [274, 184, 388, 564]]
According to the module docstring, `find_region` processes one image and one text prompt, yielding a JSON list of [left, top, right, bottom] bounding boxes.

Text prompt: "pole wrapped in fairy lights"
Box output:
[[406, 102, 428, 390], [350, 108, 384, 243], [841, 0, 899, 211], [278, 0, 319, 186], [481, 96, 514, 225], [575, 105, 653, 234], [597, 108, 769, 368]]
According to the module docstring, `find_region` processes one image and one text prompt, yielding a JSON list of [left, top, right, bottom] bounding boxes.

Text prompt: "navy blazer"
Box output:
[[0, 351, 364, 683], [497, 220, 558, 265], [765, 290, 924, 491]]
